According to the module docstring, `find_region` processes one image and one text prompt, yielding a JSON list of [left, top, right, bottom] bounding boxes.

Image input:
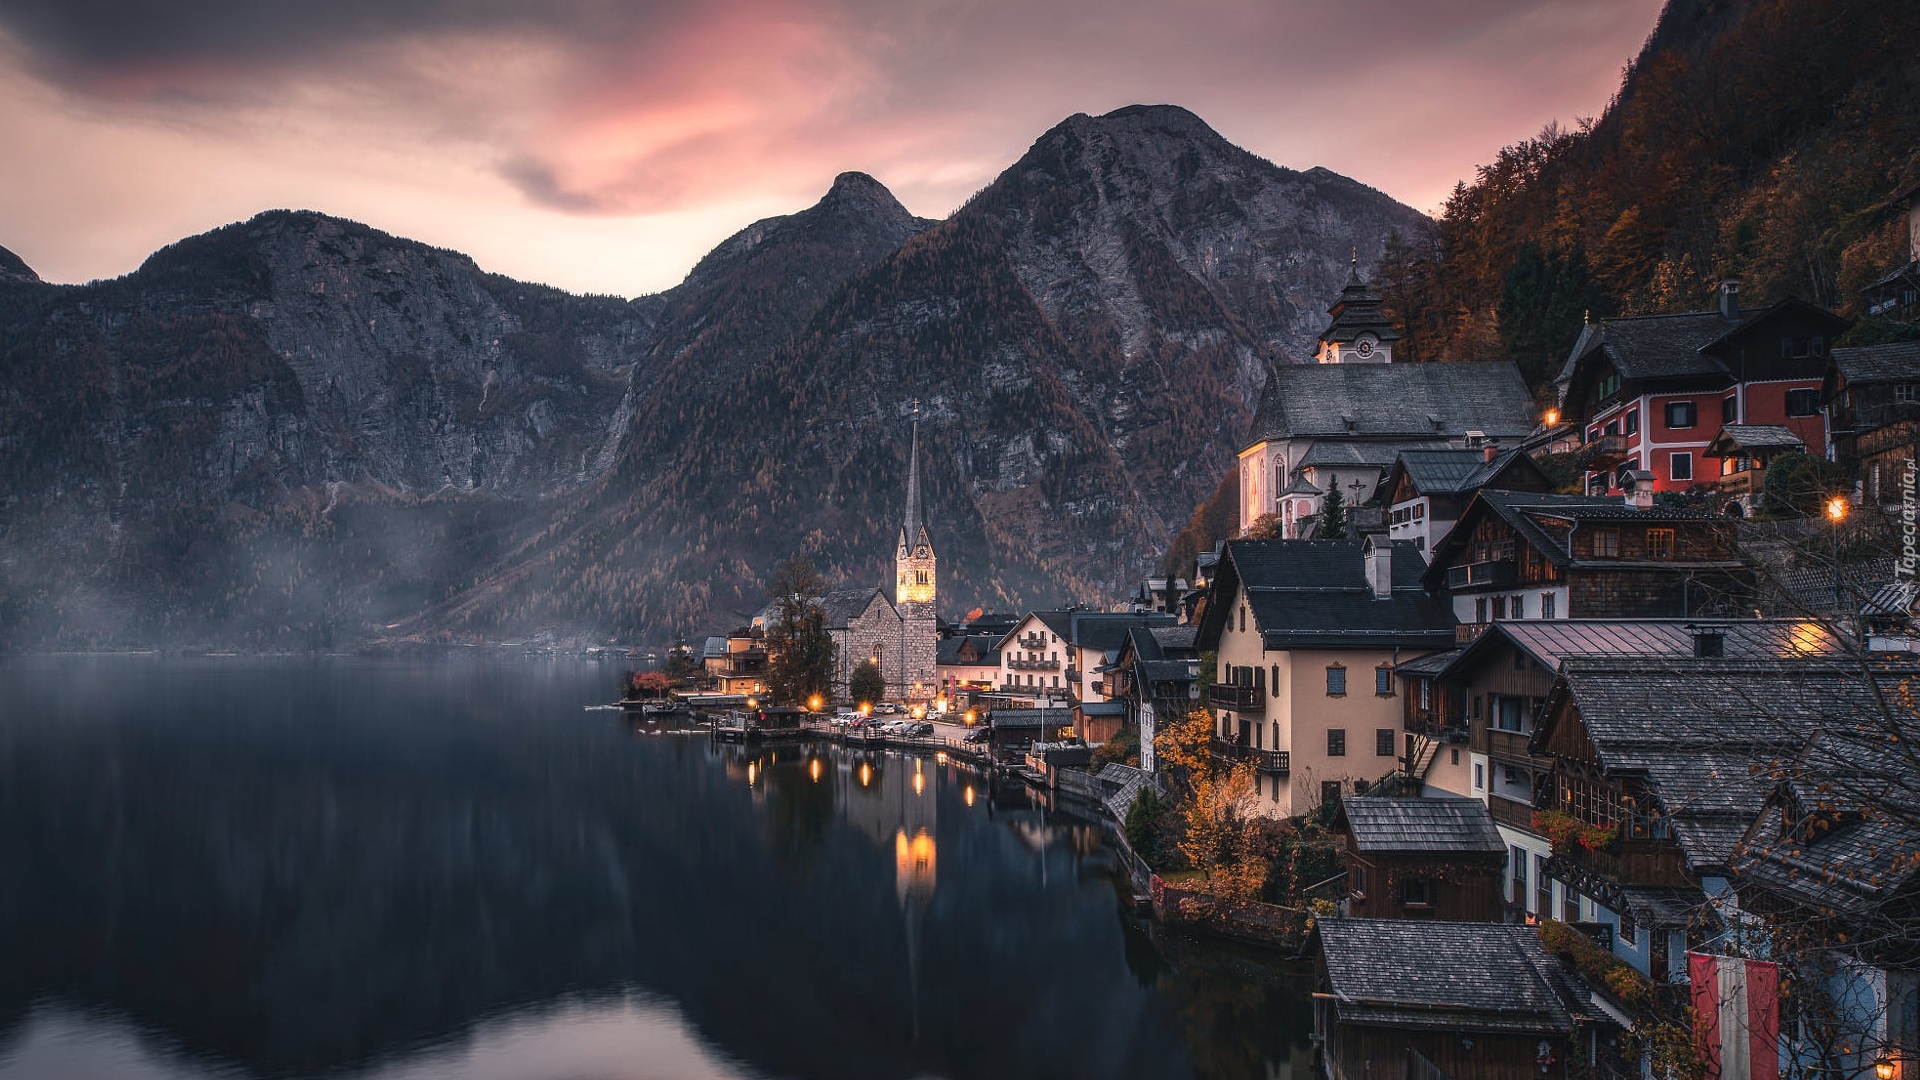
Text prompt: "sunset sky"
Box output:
[[0, 0, 1665, 297]]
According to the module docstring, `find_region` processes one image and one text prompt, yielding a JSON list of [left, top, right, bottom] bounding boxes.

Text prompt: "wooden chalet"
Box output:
[[1825, 341, 1920, 506], [1421, 489, 1750, 629], [1338, 796, 1507, 921], [1701, 424, 1806, 510], [1556, 284, 1847, 495], [1314, 919, 1614, 1080], [1107, 624, 1200, 772], [1528, 658, 1907, 981]]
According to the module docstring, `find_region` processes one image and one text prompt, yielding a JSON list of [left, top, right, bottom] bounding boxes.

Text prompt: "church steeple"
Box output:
[[1314, 257, 1401, 364], [895, 401, 936, 609]]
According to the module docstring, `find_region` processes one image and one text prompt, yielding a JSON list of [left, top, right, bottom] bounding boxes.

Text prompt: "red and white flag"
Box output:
[[1690, 952, 1781, 1080]]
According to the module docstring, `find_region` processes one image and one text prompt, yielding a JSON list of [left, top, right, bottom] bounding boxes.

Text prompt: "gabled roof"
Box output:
[[1831, 340, 1920, 386], [1557, 310, 1739, 388], [1300, 439, 1449, 471], [1341, 796, 1505, 855], [1196, 538, 1455, 650], [992, 610, 1176, 654], [822, 587, 894, 630], [1421, 489, 1738, 590], [1384, 447, 1553, 501], [1439, 618, 1846, 681], [936, 634, 1001, 667], [1318, 267, 1402, 346], [702, 636, 729, 659], [1247, 362, 1534, 446], [1316, 920, 1586, 1034], [1703, 424, 1805, 457], [1535, 659, 1917, 871]]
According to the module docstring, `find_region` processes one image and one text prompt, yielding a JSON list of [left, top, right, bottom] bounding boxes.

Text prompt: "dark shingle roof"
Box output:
[[1706, 424, 1805, 454], [1452, 618, 1846, 676], [1300, 439, 1449, 470], [1555, 310, 1741, 387], [1394, 649, 1458, 676], [936, 634, 1001, 666], [1832, 341, 1920, 385], [1201, 538, 1456, 649], [1342, 796, 1506, 855], [822, 587, 892, 629], [1248, 362, 1534, 445], [1316, 920, 1581, 1033]]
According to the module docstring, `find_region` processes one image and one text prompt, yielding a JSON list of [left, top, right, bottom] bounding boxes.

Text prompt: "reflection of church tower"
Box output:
[[893, 404, 939, 700]]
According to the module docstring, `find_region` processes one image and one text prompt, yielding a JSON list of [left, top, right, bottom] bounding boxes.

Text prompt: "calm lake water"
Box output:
[[0, 655, 1312, 1080]]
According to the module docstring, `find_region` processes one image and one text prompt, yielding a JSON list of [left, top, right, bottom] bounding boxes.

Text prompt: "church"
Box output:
[[821, 410, 940, 703]]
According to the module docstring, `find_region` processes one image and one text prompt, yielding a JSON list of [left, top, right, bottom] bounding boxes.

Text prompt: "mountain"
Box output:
[[0, 246, 37, 285], [410, 105, 1428, 641], [1377, 0, 1920, 387]]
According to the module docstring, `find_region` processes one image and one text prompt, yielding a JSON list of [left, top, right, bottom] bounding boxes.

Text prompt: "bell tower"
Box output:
[[893, 402, 938, 700]]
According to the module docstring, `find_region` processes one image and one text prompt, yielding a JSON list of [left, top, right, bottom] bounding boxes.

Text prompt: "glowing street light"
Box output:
[[808, 694, 823, 712], [1826, 496, 1848, 522], [1827, 495, 1849, 610], [1873, 1059, 1895, 1080], [1543, 408, 1560, 427]]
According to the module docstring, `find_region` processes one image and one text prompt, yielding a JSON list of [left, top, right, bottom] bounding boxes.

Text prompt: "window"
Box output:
[[1400, 877, 1434, 907], [1375, 665, 1393, 697], [1665, 400, 1697, 429], [1413, 503, 1424, 521], [1897, 384, 1920, 404], [1238, 606, 1245, 633], [1377, 728, 1396, 756], [1542, 592, 1557, 619], [1475, 598, 1488, 622], [1351, 865, 1367, 894], [1619, 912, 1637, 946], [1785, 388, 1821, 416], [1494, 696, 1528, 734], [1723, 395, 1739, 424], [1326, 665, 1346, 696], [1669, 452, 1692, 482], [1592, 528, 1619, 557], [1451, 748, 1460, 766], [1322, 781, 1343, 809], [1328, 729, 1347, 756], [1511, 844, 1528, 901], [1535, 854, 1552, 916], [1624, 410, 1639, 435], [1604, 419, 1621, 437], [1647, 528, 1676, 559], [1492, 595, 1507, 620], [1564, 890, 1582, 923], [1598, 372, 1622, 399], [1473, 762, 1485, 790], [1511, 594, 1527, 620], [1271, 664, 1278, 692]]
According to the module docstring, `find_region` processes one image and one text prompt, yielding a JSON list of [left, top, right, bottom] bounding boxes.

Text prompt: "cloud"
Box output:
[[0, 0, 1664, 293]]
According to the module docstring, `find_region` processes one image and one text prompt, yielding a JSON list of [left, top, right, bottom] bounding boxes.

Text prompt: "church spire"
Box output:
[[902, 399, 923, 550]]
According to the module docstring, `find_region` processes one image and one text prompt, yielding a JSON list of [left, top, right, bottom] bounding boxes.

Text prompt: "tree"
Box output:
[[622, 670, 670, 699], [764, 555, 835, 706], [1242, 513, 1284, 540], [1318, 475, 1347, 539], [849, 660, 886, 708], [1154, 707, 1271, 909], [1761, 452, 1850, 518]]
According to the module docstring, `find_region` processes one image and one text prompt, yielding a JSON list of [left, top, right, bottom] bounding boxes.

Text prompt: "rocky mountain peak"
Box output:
[[0, 244, 39, 284]]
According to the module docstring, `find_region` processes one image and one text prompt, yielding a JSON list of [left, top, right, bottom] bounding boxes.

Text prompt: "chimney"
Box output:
[[1363, 533, 1393, 599], [1482, 441, 1498, 464], [1718, 280, 1740, 320], [1623, 469, 1656, 510]]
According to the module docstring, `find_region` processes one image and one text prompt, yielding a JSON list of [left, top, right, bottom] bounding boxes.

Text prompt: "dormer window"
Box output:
[[1597, 373, 1622, 400]]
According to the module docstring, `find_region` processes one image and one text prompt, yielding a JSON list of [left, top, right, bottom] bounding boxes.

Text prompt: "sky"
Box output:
[[0, 0, 1666, 297]]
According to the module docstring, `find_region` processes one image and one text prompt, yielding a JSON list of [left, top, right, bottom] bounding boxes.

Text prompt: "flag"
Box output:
[[1690, 952, 1781, 1080]]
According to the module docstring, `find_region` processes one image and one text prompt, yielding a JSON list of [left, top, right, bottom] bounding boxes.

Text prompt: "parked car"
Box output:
[[908, 721, 934, 737], [963, 727, 992, 744]]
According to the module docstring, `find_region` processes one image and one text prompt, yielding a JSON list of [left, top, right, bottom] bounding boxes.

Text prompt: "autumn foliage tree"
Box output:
[[764, 556, 835, 707], [1154, 707, 1273, 911]]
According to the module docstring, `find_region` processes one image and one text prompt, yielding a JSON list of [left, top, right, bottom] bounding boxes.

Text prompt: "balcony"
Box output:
[[1208, 683, 1265, 713], [1574, 433, 1630, 469], [1007, 657, 1060, 671], [1558, 836, 1694, 889], [1446, 560, 1518, 591], [1211, 738, 1290, 774], [1715, 467, 1757, 497], [1486, 728, 1537, 762], [1408, 708, 1468, 740], [1489, 792, 1538, 831], [1065, 666, 1081, 682], [1016, 633, 1049, 650], [1455, 622, 1490, 644]]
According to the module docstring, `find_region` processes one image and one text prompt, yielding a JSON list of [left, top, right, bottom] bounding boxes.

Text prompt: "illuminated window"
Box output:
[[1647, 528, 1675, 559]]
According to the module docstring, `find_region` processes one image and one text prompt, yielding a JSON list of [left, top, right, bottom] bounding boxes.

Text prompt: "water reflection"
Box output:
[[0, 656, 1311, 1080]]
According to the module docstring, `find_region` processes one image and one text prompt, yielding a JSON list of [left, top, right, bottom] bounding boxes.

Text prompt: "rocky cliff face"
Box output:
[[1, 106, 1428, 647], [416, 106, 1428, 641]]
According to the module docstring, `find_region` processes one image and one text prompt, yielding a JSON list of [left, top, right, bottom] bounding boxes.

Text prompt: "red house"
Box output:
[[1556, 281, 1847, 500]]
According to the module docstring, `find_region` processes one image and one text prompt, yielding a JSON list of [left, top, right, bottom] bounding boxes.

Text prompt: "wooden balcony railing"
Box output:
[[1447, 560, 1519, 590], [1007, 657, 1060, 671], [1488, 792, 1538, 831], [1575, 433, 1630, 468], [1211, 737, 1290, 773], [1208, 683, 1265, 712]]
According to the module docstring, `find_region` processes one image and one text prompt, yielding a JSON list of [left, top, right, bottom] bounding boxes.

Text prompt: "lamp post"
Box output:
[[1827, 495, 1849, 611]]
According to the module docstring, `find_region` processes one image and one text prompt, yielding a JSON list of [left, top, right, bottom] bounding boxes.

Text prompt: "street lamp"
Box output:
[[1874, 1059, 1895, 1080], [1828, 495, 1848, 610]]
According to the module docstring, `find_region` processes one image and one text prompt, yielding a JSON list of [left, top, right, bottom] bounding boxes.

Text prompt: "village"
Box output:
[[623, 189, 1920, 1080]]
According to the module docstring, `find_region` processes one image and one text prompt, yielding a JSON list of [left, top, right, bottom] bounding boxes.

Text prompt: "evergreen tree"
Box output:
[[849, 661, 886, 709], [765, 556, 835, 706], [1319, 473, 1347, 539]]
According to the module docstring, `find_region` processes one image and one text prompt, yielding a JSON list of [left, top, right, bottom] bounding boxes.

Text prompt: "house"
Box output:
[[1196, 535, 1455, 817], [1337, 796, 1507, 921], [1729, 725, 1920, 1080], [1382, 446, 1555, 555], [1406, 618, 1847, 924], [1861, 179, 1920, 322], [1236, 269, 1536, 537], [1129, 576, 1189, 617], [1701, 424, 1806, 512], [1825, 341, 1920, 506], [1108, 624, 1201, 772], [1528, 658, 1916, 982], [991, 609, 1176, 708], [981, 707, 1074, 754], [933, 634, 1002, 707], [1421, 487, 1750, 627], [701, 631, 769, 695], [1314, 919, 1612, 1080], [1556, 281, 1848, 496]]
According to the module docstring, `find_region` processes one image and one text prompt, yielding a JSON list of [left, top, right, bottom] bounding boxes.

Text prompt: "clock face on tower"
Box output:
[[1353, 335, 1377, 359]]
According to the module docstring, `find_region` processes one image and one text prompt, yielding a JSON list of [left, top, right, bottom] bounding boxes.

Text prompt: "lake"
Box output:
[[0, 655, 1312, 1080]]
